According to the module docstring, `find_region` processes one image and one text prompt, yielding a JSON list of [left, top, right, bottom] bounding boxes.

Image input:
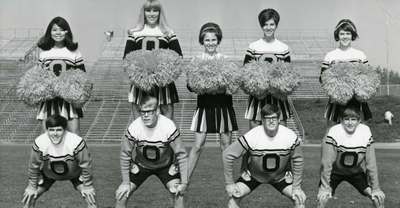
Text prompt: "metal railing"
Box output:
[[288, 97, 306, 142]]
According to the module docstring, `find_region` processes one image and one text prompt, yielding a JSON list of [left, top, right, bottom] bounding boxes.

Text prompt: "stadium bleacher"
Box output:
[[0, 29, 333, 143]]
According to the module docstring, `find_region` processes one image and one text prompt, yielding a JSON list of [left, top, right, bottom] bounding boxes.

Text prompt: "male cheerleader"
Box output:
[[223, 104, 306, 208], [22, 115, 96, 208], [115, 94, 188, 208], [318, 107, 385, 208]]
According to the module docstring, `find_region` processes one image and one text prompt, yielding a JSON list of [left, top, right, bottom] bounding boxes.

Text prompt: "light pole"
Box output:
[[385, 13, 390, 96]]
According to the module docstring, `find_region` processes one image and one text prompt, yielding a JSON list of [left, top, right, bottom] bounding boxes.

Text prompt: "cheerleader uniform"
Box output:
[[36, 47, 85, 120], [123, 25, 182, 105], [190, 53, 238, 133], [27, 132, 93, 190], [243, 38, 292, 122], [319, 123, 380, 195], [320, 48, 371, 122]]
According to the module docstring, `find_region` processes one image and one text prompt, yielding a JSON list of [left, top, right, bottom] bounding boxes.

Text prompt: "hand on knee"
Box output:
[[225, 183, 248, 198], [22, 185, 39, 207], [167, 180, 187, 196], [292, 188, 306, 206], [317, 188, 332, 207], [115, 183, 134, 201], [370, 189, 385, 208], [77, 184, 96, 207]]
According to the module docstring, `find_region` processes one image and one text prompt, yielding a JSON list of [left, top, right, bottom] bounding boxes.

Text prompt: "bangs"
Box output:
[[342, 108, 361, 119], [338, 23, 356, 33], [144, 1, 161, 11]]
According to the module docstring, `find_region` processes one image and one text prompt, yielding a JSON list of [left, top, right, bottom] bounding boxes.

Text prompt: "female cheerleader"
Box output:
[[243, 8, 292, 129], [123, 0, 182, 121], [36, 16, 85, 135], [320, 19, 371, 124], [187, 22, 238, 178]]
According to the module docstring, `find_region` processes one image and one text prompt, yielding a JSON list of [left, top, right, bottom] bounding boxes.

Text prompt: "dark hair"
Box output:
[[139, 91, 159, 107], [341, 107, 361, 120], [258, 8, 280, 28], [334, 19, 358, 41], [198, 22, 223, 45], [37, 16, 78, 51], [45, 115, 68, 129], [260, 104, 281, 118]]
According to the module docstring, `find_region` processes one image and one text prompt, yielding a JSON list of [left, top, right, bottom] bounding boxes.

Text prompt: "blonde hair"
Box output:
[[129, 0, 173, 36]]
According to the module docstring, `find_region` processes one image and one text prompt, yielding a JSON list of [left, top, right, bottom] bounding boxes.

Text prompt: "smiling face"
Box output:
[[338, 30, 352, 48], [51, 24, 67, 45], [262, 113, 280, 137], [262, 18, 277, 39], [144, 8, 160, 26], [341, 116, 360, 135], [203, 32, 219, 54], [47, 126, 66, 145]]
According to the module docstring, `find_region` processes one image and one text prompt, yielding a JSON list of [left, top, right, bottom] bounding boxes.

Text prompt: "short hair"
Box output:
[[198, 22, 223, 45], [258, 8, 280, 28], [342, 107, 361, 119], [139, 92, 159, 108], [45, 115, 68, 129], [37, 16, 78, 51], [260, 104, 281, 118], [334, 19, 358, 41]]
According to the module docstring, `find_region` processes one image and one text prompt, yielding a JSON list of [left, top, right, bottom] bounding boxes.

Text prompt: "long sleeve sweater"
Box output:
[[27, 132, 93, 189]]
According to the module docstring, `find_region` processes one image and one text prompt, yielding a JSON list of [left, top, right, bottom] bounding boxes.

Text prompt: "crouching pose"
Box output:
[[222, 104, 306, 208], [318, 107, 385, 208], [115, 94, 188, 208], [22, 115, 96, 208]]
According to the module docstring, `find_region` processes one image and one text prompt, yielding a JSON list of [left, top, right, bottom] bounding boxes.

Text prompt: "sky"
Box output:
[[1, 0, 399, 70]]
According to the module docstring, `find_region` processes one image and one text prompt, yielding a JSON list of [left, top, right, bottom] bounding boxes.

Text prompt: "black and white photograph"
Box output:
[[1, 0, 399, 207]]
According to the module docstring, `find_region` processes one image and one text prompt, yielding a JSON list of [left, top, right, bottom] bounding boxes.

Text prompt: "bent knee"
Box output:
[[166, 179, 180, 194], [232, 182, 251, 198]]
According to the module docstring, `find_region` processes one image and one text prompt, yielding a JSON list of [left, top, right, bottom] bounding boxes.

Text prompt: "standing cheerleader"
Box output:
[[123, 0, 182, 121], [243, 8, 292, 129], [36, 16, 85, 135], [320, 19, 371, 124], [187, 23, 239, 178]]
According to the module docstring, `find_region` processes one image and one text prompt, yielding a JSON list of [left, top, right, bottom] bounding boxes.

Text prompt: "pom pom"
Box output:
[[353, 64, 380, 102], [240, 61, 271, 99], [186, 57, 241, 95], [268, 62, 301, 100], [124, 49, 184, 92], [16, 66, 57, 106], [54, 70, 93, 108], [321, 62, 380, 104], [240, 61, 300, 99]]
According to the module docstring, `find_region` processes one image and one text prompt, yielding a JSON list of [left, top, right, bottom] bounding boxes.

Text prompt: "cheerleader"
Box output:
[[187, 23, 239, 178], [243, 8, 292, 129], [123, 0, 182, 121], [320, 19, 371, 124], [36, 17, 85, 135]]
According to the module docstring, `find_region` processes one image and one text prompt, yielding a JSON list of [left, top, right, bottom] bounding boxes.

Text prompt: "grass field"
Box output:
[[1, 145, 399, 208], [294, 96, 400, 143]]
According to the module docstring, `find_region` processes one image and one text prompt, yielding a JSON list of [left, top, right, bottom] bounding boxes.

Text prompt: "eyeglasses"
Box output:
[[139, 108, 157, 116], [262, 116, 279, 121]]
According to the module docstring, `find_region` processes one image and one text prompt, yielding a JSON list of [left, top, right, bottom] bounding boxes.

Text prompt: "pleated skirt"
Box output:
[[190, 105, 238, 133], [244, 94, 291, 122], [128, 82, 179, 105], [37, 97, 83, 120], [324, 98, 372, 123]]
